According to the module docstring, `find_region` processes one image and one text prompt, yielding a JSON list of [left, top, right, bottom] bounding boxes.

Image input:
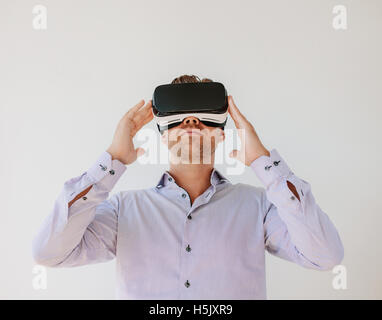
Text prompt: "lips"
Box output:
[[179, 129, 203, 136]]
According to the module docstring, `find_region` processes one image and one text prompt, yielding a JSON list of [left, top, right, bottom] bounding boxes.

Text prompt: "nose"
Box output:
[[182, 116, 200, 126]]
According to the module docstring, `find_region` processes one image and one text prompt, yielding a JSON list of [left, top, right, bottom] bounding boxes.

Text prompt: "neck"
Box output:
[[168, 162, 214, 204]]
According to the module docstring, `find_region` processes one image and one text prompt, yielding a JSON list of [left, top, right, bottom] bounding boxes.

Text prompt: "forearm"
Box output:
[[269, 174, 343, 269], [252, 149, 344, 270], [32, 151, 126, 267], [68, 185, 92, 208]]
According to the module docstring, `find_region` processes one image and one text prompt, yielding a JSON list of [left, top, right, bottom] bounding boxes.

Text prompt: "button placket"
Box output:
[[179, 188, 191, 209], [179, 210, 193, 293]]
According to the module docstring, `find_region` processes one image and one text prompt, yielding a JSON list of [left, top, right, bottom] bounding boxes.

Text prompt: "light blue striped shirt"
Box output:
[[32, 149, 344, 299]]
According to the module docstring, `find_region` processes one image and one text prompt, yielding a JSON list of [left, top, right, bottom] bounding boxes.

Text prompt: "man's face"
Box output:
[[161, 116, 225, 165]]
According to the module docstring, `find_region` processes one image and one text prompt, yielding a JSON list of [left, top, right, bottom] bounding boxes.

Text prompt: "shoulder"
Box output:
[[113, 187, 158, 206], [213, 181, 266, 205], [226, 182, 268, 210], [226, 182, 265, 198]]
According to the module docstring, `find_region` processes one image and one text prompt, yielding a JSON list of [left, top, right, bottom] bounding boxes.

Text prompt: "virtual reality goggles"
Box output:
[[152, 82, 228, 134]]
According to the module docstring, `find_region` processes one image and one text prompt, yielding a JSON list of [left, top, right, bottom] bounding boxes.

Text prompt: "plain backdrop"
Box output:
[[0, 0, 381, 299]]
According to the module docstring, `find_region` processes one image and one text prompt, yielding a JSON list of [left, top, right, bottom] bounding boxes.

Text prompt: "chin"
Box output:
[[170, 147, 214, 165]]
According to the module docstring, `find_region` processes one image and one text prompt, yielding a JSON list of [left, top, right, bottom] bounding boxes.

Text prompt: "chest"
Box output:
[[116, 192, 265, 264]]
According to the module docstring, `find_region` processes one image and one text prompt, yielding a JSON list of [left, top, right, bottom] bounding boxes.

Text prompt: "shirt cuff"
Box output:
[[86, 151, 126, 190], [250, 149, 292, 188]]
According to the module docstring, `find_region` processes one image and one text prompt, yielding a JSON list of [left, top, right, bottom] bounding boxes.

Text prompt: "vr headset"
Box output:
[[152, 82, 228, 134]]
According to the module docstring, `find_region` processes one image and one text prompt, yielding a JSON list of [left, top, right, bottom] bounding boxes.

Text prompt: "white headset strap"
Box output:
[[154, 111, 228, 126]]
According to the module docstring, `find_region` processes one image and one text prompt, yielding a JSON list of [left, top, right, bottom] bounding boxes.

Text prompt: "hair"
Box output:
[[171, 74, 213, 84]]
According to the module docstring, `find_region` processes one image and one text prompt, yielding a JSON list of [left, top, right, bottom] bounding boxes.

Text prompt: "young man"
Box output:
[[32, 75, 344, 299]]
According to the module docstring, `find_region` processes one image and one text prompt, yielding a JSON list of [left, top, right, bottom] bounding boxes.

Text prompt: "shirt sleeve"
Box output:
[[32, 151, 126, 267], [250, 149, 344, 270]]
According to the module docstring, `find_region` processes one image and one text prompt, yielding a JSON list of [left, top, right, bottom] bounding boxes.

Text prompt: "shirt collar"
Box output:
[[155, 168, 229, 189]]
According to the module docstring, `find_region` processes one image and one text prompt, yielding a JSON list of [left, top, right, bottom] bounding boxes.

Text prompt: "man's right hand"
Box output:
[[106, 99, 153, 165]]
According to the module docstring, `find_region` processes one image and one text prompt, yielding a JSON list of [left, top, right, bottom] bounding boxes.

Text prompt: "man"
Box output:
[[32, 75, 344, 299]]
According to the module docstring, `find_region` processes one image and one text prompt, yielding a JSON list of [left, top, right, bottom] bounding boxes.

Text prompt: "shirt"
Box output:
[[32, 149, 344, 299]]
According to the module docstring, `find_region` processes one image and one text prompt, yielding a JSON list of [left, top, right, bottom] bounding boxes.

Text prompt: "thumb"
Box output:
[[135, 147, 146, 157], [229, 149, 239, 159]]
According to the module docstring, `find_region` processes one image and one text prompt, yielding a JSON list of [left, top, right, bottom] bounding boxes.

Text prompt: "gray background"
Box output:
[[0, 0, 381, 299]]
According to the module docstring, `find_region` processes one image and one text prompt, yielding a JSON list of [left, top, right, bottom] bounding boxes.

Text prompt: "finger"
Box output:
[[137, 99, 152, 112], [227, 96, 243, 126], [132, 99, 145, 111], [131, 112, 153, 136], [229, 95, 245, 116], [134, 105, 154, 125], [228, 96, 244, 119], [137, 100, 153, 116], [229, 97, 253, 132], [140, 100, 153, 114], [130, 101, 152, 122], [125, 99, 145, 118], [140, 111, 154, 127]]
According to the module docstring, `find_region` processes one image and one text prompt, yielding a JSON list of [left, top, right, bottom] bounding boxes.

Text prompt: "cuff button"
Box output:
[[290, 196, 295, 200], [82, 196, 87, 200], [109, 169, 115, 175], [273, 160, 280, 166]]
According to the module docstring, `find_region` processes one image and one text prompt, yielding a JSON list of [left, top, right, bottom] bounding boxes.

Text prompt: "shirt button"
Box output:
[[187, 214, 192, 220], [168, 177, 173, 182], [184, 280, 190, 288], [290, 196, 295, 200], [273, 160, 280, 166], [186, 244, 192, 252], [109, 169, 115, 175], [82, 196, 87, 200], [182, 193, 187, 198], [99, 164, 107, 171]]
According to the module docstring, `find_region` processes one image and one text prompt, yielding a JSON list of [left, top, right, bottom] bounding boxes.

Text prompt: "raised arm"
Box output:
[[252, 150, 344, 270], [227, 95, 344, 270], [32, 99, 153, 267]]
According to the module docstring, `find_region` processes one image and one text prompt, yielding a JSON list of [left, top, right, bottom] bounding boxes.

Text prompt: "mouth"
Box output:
[[179, 129, 203, 137]]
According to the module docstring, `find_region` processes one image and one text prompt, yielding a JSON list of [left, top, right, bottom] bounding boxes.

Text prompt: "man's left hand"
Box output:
[[228, 95, 270, 166]]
